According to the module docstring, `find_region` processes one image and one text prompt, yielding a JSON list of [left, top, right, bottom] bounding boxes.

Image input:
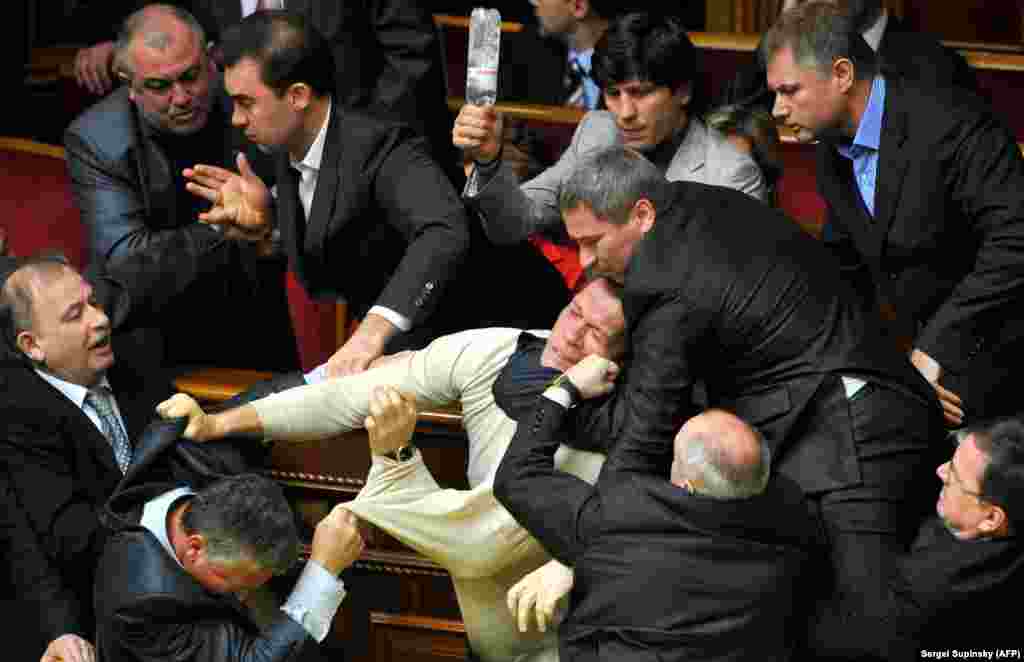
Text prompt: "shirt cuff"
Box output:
[[369, 305, 412, 333], [542, 386, 573, 409], [281, 560, 347, 642]]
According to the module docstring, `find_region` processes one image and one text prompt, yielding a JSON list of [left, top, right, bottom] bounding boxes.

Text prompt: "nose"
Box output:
[[89, 303, 111, 333], [771, 94, 786, 121], [936, 462, 949, 483], [231, 105, 246, 128], [618, 94, 637, 121], [169, 81, 194, 109]]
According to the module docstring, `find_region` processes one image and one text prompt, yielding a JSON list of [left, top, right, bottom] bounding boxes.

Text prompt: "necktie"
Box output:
[[563, 57, 587, 108], [86, 387, 132, 473], [290, 166, 307, 245]]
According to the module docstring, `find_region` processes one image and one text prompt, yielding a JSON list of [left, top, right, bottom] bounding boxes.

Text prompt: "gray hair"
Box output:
[[114, 4, 207, 81], [681, 430, 772, 500], [760, 1, 877, 81], [558, 147, 672, 225], [0, 254, 71, 365]]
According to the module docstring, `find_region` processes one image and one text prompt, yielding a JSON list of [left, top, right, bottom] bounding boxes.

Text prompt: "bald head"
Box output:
[[670, 409, 770, 499], [115, 4, 206, 79]]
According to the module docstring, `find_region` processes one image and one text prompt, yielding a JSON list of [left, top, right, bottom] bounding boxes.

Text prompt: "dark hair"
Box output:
[[760, 1, 877, 81], [0, 254, 70, 363], [705, 103, 783, 194], [182, 473, 300, 574], [220, 10, 335, 97], [971, 418, 1024, 533], [592, 12, 703, 114]]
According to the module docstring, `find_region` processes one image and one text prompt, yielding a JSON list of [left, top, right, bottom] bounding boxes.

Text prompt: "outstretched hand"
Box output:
[[184, 152, 272, 233], [506, 559, 574, 633], [40, 634, 95, 662], [365, 386, 418, 456], [453, 103, 504, 164]]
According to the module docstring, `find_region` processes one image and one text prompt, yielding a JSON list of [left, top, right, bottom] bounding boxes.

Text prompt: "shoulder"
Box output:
[[572, 110, 621, 151], [64, 87, 138, 159], [98, 529, 205, 610]]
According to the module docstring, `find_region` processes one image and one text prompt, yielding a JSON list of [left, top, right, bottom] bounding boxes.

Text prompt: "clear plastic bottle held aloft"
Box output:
[[466, 7, 501, 106]]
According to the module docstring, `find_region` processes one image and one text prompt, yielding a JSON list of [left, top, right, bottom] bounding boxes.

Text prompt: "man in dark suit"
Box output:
[[0, 236, 263, 662], [493, 146, 945, 637], [94, 415, 363, 662], [186, 10, 566, 378], [765, 2, 1024, 427], [64, 4, 298, 373], [808, 417, 1024, 659], [491, 358, 818, 661]]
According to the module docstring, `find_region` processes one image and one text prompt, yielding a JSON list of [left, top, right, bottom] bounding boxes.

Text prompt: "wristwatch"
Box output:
[[382, 444, 415, 462], [547, 373, 583, 408]]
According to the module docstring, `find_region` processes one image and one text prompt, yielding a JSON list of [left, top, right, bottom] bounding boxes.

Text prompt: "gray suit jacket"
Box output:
[[464, 111, 766, 244]]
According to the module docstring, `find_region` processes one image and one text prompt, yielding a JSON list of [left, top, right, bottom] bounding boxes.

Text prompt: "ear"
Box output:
[[286, 82, 313, 111], [978, 504, 1009, 537], [673, 82, 692, 108], [15, 330, 43, 364], [632, 198, 657, 234], [832, 57, 856, 94], [183, 532, 208, 565]]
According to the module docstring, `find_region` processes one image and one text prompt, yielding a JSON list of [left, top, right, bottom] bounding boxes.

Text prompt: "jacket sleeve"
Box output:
[[64, 127, 229, 264], [493, 397, 602, 566], [465, 111, 622, 245], [915, 112, 1024, 374], [112, 597, 311, 662], [0, 470, 88, 643], [367, 0, 441, 122], [370, 136, 470, 326]]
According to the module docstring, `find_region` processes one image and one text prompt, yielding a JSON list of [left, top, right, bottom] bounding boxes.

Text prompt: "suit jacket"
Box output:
[[536, 182, 942, 494], [817, 76, 1024, 420], [94, 416, 311, 662], [64, 83, 298, 371], [494, 397, 818, 662], [276, 104, 470, 335], [809, 518, 1024, 659], [0, 243, 249, 650], [189, 0, 450, 157], [466, 112, 767, 246]]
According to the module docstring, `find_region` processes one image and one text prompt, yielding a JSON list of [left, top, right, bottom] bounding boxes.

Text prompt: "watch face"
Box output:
[[398, 445, 415, 462]]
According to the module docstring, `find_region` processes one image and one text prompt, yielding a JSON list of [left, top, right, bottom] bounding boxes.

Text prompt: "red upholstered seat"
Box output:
[[284, 270, 342, 372], [0, 138, 86, 269]]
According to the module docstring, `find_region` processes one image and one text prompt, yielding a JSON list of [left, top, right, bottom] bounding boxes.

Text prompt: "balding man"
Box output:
[[64, 3, 297, 373], [494, 355, 819, 662]]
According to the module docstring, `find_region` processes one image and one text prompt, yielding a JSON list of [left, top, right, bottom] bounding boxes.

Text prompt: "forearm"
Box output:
[[466, 159, 564, 245], [493, 397, 593, 565]]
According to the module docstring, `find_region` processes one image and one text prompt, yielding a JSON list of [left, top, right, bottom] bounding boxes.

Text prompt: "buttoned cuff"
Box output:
[[281, 560, 347, 643], [369, 305, 411, 333]]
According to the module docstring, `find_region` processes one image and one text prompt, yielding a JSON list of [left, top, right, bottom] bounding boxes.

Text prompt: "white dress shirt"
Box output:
[[288, 96, 411, 332], [36, 369, 128, 441]]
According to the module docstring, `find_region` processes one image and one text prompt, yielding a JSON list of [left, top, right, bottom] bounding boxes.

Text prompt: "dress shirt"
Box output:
[[141, 486, 347, 643], [836, 75, 886, 218], [35, 369, 128, 443], [566, 48, 599, 111], [288, 96, 411, 332], [242, 0, 284, 16]]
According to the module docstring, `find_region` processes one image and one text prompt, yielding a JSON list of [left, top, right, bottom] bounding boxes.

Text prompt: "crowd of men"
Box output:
[[2, 1, 1024, 661]]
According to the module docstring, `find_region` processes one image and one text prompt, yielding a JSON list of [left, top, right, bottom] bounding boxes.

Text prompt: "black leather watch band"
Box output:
[[383, 445, 415, 462]]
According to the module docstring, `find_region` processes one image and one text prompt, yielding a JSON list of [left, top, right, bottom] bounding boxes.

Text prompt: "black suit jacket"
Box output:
[[817, 76, 1024, 420], [809, 517, 1024, 659], [541, 183, 942, 494], [0, 243, 273, 652], [494, 398, 818, 662], [277, 104, 470, 337], [94, 414, 311, 662]]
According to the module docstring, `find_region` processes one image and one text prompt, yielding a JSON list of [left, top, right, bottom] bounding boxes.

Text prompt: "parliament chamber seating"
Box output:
[[18, 19, 1024, 660]]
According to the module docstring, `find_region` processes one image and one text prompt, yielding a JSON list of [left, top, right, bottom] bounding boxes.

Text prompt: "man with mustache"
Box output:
[[64, 3, 298, 373]]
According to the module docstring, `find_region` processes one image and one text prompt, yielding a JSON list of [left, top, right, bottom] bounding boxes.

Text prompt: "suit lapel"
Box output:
[[33, 375, 123, 476], [305, 102, 343, 262], [871, 80, 910, 254], [665, 119, 707, 181]]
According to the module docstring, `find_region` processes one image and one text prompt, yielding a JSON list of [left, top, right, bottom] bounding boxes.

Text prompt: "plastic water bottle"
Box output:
[[467, 8, 501, 106]]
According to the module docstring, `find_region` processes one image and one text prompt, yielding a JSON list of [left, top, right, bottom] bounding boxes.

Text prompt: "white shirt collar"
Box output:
[[141, 486, 196, 568], [861, 8, 888, 52], [35, 369, 112, 410], [290, 97, 332, 175]]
